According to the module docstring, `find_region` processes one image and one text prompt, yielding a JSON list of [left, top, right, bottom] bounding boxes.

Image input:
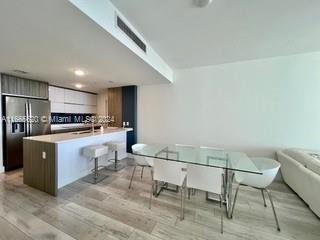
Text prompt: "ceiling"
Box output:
[[111, 0, 320, 69], [0, 0, 170, 93]]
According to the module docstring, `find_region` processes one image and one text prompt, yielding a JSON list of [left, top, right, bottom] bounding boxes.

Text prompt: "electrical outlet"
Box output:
[[42, 151, 46, 159]]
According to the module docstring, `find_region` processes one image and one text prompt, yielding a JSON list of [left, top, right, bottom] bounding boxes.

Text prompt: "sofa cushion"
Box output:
[[283, 148, 320, 175], [309, 153, 320, 160], [282, 149, 309, 167], [306, 157, 320, 175]]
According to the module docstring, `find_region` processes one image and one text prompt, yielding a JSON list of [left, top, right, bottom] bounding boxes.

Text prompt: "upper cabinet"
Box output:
[[1, 74, 48, 99], [64, 89, 81, 104], [49, 86, 97, 114], [49, 86, 65, 103], [84, 93, 97, 106], [64, 89, 97, 106]]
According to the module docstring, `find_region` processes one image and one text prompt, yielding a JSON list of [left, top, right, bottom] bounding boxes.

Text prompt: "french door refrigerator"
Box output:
[[2, 96, 51, 171]]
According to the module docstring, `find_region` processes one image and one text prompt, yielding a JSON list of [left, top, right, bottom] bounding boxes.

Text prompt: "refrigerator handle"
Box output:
[[29, 102, 32, 136], [25, 102, 29, 136]]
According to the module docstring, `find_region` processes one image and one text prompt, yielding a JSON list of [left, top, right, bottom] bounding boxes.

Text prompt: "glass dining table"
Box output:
[[131, 143, 262, 218]]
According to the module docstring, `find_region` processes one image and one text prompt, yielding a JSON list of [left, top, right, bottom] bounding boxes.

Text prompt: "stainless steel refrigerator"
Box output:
[[2, 96, 51, 171]]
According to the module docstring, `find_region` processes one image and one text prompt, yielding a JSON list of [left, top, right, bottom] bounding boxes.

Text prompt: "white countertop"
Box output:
[[51, 123, 101, 131], [23, 127, 133, 144]]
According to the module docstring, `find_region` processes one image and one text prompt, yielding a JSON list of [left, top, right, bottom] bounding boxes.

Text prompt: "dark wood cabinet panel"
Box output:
[[1, 74, 48, 99], [39, 81, 49, 98], [108, 86, 137, 152], [1, 74, 17, 95], [28, 79, 40, 97], [23, 140, 57, 196], [107, 87, 123, 127], [16, 76, 30, 96]]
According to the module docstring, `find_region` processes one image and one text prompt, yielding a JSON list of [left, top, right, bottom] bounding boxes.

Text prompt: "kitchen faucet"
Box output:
[[91, 116, 96, 132]]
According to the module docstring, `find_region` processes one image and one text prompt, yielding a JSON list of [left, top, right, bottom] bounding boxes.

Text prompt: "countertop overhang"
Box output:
[[23, 128, 133, 144]]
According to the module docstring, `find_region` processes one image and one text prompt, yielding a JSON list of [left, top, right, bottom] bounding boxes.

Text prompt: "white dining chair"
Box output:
[[200, 146, 225, 200], [149, 159, 187, 220], [129, 144, 154, 189], [231, 157, 281, 231], [175, 143, 192, 168], [175, 144, 196, 195], [186, 164, 225, 233]]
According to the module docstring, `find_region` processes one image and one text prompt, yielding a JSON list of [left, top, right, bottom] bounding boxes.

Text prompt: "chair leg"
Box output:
[[265, 188, 281, 231], [184, 186, 186, 217], [231, 184, 240, 218], [149, 170, 154, 209], [220, 195, 223, 234], [141, 166, 144, 179], [94, 157, 99, 180], [114, 150, 118, 169], [261, 189, 267, 207], [188, 188, 191, 200], [180, 186, 184, 220], [128, 166, 137, 189], [149, 181, 153, 209]]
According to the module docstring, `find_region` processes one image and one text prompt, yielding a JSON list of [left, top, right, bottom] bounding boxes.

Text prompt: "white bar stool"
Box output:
[[82, 145, 109, 184], [105, 141, 126, 171]]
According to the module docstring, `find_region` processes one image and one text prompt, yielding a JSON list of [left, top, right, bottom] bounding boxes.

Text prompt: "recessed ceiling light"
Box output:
[[75, 84, 83, 89], [74, 69, 85, 77]]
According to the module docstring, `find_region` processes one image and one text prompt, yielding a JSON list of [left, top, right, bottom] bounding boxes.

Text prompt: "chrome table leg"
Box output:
[[230, 184, 240, 218], [128, 165, 137, 189], [266, 188, 281, 231], [225, 169, 234, 218]]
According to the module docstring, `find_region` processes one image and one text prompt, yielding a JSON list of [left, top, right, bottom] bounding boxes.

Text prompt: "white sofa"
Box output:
[[277, 148, 320, 217]]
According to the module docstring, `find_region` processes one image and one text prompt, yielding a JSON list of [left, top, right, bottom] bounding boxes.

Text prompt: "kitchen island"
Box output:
[[23, 128, 133, 196]]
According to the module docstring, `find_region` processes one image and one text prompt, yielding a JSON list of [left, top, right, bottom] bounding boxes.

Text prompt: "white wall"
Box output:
[[138, 52, 320, 158]]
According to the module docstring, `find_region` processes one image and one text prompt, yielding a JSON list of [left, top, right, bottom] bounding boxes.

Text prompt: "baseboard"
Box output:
[[0, 166, 5, 173]]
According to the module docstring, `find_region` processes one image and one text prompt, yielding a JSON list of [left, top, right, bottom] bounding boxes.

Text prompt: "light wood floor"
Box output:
[[0, 159, 319, 240]]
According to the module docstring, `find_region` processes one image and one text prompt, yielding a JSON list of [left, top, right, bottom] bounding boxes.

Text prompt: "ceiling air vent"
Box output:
[[116, 16, 146, 53], [12, 69, 28, 74]]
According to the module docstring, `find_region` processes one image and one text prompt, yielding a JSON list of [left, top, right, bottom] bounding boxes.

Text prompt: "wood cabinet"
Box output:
[[107, 87, 123, 127], [39, 81, 48, 99], [1, 74, 48, 99], [108, 86, 137, 152], [16, 76, 30, 96], [23, 139, 57, 196]]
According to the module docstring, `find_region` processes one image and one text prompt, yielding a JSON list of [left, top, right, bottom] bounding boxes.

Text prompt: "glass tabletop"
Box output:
[[132, 143, 262, 174]]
